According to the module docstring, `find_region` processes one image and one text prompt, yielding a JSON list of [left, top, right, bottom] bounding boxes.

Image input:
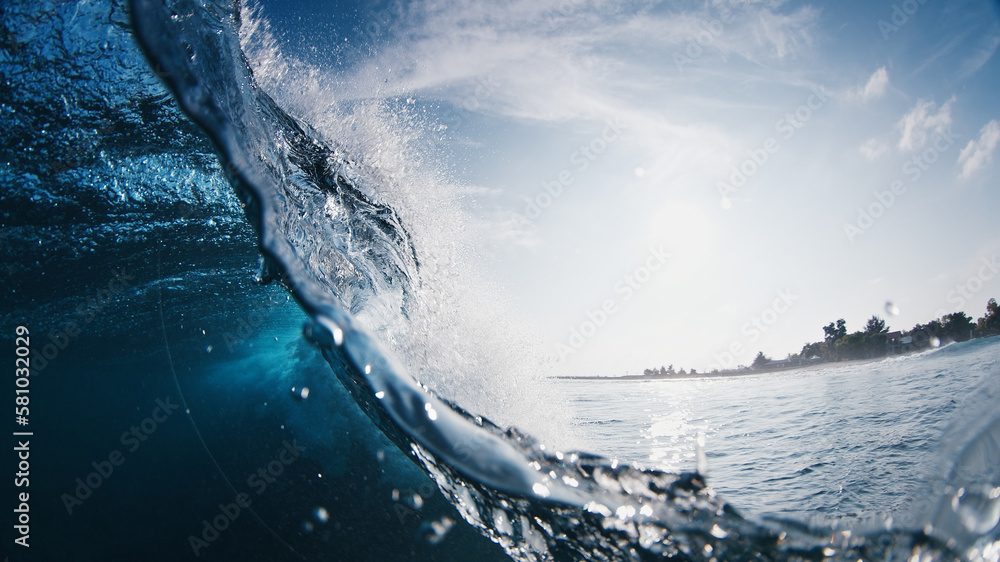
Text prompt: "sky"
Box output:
[[253, 0, 1000, 376]]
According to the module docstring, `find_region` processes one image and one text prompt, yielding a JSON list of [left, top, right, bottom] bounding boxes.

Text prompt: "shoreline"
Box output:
[[555, 354, 898, 382]]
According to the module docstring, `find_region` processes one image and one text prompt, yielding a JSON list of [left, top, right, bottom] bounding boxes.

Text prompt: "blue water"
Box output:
[[2, 0, 999, 560]]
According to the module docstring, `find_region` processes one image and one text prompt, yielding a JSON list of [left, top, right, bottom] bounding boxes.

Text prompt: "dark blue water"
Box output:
[[2, 0, 999, 560]]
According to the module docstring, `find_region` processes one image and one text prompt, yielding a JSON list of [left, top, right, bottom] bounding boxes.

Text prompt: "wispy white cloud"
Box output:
[[897, 98, 954, 152], [850, 66, 888, 102], [715, 5, 820, 62], [859, 137, 887, 161], [300, 0, 823, 198], [333, 1, 820, 120], [958, 119, 1000, 179], [959, 29, 1000, 78]]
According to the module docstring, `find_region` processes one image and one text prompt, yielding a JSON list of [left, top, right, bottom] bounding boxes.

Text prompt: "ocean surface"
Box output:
[[1, 0, 999, 560], [562, 338, 1000, 531]]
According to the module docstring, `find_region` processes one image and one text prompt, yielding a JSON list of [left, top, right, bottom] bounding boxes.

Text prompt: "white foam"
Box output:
[[237, 2, 582, 451]]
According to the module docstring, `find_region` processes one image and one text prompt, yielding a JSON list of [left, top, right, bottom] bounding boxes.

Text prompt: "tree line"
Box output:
[[794, 297, 999, 363], [643, 297, 1000, 376]]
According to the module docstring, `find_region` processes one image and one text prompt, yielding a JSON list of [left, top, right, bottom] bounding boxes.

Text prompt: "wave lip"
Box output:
[[127, 0, 581, 505]]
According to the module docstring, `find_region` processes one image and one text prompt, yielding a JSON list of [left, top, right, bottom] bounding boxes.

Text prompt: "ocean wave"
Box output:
[[117, 0, 1000, 559]]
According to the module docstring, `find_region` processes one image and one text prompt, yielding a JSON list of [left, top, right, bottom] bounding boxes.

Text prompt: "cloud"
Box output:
[[859, 138, 887, 161], [851, 67, 888, 102], [328, 1, 820, 118], [957, 119, 1000, 179], [897, 98, 954, 152], [959, 31, 1000, 79], [242, 0, 824, 190], [271, 0, 819, 196]]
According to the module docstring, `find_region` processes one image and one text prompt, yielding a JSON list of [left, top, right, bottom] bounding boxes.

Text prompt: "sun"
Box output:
[[642, 201, 714, 264]]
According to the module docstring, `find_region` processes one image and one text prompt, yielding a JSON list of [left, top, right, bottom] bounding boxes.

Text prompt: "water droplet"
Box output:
[[532, 483, 551, 498], [375, 391, 385, 399], [951, 485, 1000, 535], [616, 505, 636, 519], [418, 517, 455, 545], [300, 387, 310, 399], [585, 502, 612, 517], [303, 318, 344, 348], [930, 336, 941, 347], [313, 506, 329, 523], [710, 524, 728, 539], [885, 301, 900, 316]]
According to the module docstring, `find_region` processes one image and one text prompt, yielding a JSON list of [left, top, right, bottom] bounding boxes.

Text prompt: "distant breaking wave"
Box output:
[[126, 0, 998, 559]]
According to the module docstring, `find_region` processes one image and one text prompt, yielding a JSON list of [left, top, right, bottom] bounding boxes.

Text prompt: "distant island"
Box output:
[[580, 297, 1000, 380]]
